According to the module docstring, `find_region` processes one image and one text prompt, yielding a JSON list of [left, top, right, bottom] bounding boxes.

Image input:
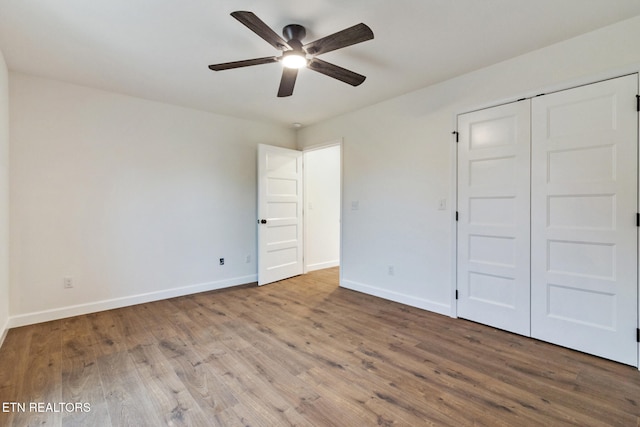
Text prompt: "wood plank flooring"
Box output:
[[1, 267, 639, 426]]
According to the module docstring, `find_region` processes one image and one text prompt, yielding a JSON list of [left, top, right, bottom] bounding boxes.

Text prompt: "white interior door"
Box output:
[[531, 75, 638, 366], [258, 144, 303, 286], [457, 100, 531, 336]]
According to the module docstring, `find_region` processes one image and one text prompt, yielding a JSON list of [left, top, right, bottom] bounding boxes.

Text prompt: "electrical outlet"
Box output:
[[219, 258, 225, 266], [388, 265, 395, 276], [64, 277, 73, 288]]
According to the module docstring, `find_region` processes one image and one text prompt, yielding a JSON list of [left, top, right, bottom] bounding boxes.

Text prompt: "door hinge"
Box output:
[[636, 95, 640, 112], [636, 213, 640, 227], [452, 131, 459, 143], [636, 328, 640, 343], [455, 211, 459, 221], [455, 290, 459, 300]]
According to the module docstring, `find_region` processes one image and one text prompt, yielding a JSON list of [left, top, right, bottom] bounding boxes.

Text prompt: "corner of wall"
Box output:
[[0, 48, 10, 349]]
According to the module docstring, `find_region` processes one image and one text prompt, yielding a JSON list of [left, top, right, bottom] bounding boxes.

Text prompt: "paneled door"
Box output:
[[531, 75, 638, 365], [457, 100, 531, 336], [257, 144, 303, 286]]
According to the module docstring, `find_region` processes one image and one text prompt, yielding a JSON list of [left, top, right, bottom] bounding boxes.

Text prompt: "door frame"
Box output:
[[450, 66, 640, 369], [302, 139, 343, 276], [257, 140, 343, 286]]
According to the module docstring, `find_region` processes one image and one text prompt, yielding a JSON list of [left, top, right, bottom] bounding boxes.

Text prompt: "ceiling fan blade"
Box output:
[[307, 58, 366, 86], [277, 67, 298, 97], [231, 11, 291, 51], [303, 23, 373, 56], [208, 56, 278, 71]]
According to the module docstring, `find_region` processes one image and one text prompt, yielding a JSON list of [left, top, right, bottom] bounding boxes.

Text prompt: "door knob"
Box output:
[[259, 219, 267, 224]]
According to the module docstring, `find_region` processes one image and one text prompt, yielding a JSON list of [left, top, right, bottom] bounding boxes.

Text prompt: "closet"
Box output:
[[456, 74, 638, 366]]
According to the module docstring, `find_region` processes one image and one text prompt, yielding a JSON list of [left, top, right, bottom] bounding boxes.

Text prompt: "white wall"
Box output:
[[304, 144, 340, 272], [297, 15, 640, 315], [7, 15, 640, 330], [0, 50, 10, 343], [9, 73, 295, 326]]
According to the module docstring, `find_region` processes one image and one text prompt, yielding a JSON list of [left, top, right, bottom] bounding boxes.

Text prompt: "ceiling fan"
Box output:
[[208, 11, 374, 97]]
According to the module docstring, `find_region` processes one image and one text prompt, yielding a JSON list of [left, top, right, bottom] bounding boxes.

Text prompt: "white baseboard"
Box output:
[[8, 274, 257, 329], [0, 316, 9, 349], [341, 278, 450, 316], [305, 260, 339, 272]]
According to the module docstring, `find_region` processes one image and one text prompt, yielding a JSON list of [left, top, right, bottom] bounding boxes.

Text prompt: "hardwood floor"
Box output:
[[1, 267, 639, 426]]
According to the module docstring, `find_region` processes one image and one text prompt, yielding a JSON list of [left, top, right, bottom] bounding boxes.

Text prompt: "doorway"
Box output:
[[257, 142, 341, 286], [303, 144, 341, 273]]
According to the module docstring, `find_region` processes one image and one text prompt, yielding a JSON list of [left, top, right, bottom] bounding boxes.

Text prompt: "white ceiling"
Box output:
[[2, 0, 640, 127]]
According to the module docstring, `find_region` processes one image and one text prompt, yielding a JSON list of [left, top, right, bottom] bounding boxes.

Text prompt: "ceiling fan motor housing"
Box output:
[[283, 24, 306, 42]]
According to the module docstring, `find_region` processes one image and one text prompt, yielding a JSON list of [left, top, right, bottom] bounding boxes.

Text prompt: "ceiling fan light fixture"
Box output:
[[208, 12, 374, 97], [281, 51, 307, 69]]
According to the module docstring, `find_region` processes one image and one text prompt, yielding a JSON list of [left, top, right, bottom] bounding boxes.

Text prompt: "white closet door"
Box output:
[[531, 75, 638, 365], [457, 100, 531, 336]]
